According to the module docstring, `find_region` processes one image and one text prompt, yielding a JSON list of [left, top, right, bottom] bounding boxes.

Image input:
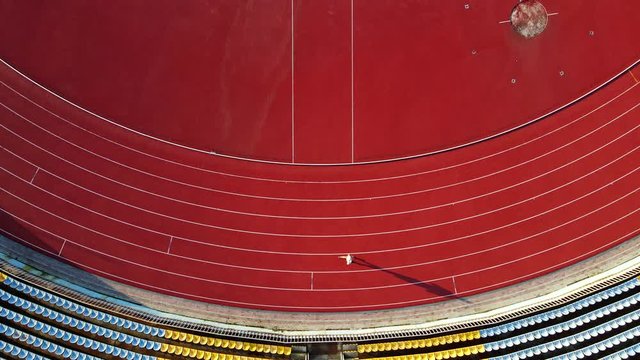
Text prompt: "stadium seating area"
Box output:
[[0, 270, 292, 359], [1, 267, 639, 359]]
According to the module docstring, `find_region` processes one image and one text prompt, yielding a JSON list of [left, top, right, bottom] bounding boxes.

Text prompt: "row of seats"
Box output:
[[536, 325, 639, 360], [0, 322, 101, 360], [483, 301, 640, 351], [488, 323, 640, 359], [1, 271, 291, 358], [3, 273, 161, 335], [1, 287, 162, 351], [364, 305, 639, 360], [0, 287, 276, 360], [358, 277, 639, 356], [360, 344, 486, 360], [600, 342, 640, 360], [0, 340, 48, 360], [357, 331, 481, 353], [480, 277, 640, 337], [164, 329, 291, 355], [0, 305, 159, 360]]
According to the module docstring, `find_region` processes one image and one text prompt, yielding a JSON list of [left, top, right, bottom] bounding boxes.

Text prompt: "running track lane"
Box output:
[[0, 62, 640, 310]]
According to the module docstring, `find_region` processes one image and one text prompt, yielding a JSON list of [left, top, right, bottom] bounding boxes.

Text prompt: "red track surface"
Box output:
[[1, 1, 639, 163], [1, 1, 640, 311]]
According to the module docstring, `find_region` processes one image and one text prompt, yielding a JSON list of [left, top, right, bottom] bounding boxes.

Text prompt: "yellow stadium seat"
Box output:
[[186, 333, 194, 343], [0, 272, 7, 282], [214, 338, 222, 347], [398, 342, 405, 350], [167, 345, 176, 354], [284, 347, 292, 355], [164, 330, 173, 338], [160, 343, 169, 352], [256, 343, 264, 352], [179, 333, 187, 342], [203, 353, 212, 360], [196, 350, 205, 359]]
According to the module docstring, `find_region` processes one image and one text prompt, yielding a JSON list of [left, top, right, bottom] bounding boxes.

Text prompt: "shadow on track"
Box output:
[[352, 256, 471, 304]]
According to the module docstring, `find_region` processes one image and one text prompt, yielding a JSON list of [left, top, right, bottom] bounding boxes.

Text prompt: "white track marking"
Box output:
[[0, 165, 638, 273], [29, 167, 38, 183], [0, 224, 638, 310], [291, 0, 295, 163], [1, 104, 639, 238], [351, 0, 355, 163], [0, 131, 638, 247], [0, 85, 638, 208], [0, 79, 637, 185], [0, 58, 637, 167], [57, 240, 66, 256]]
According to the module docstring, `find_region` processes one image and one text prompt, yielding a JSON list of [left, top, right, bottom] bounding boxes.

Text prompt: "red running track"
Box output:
[[1, 1, 639, 164], [0, 1, 640, 311]]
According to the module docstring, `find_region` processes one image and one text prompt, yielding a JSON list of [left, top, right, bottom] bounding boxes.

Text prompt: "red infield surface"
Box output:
[[0, 1, 640, 311]]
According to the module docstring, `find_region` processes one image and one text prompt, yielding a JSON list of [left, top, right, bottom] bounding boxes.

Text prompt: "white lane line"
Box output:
[[29, 167, 38, 184], [0, 129, 638, 252], [351, 0, 355, 163], [1, 223, 638, 310], [0, 163, 638, 275], [167, 236, 173, 254], [57, 240, 66, 256], [291, 0, 295, 163], [0, 213, 310, 291], [0, 78, 637, 185], [2, 111, 638, 226], [2, 107, 639, 239], [0, 88, 638, 209], [1, 57, 638, 167]]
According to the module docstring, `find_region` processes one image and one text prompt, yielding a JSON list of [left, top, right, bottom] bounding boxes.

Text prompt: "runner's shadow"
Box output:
[[352, 257, 471, 304]]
